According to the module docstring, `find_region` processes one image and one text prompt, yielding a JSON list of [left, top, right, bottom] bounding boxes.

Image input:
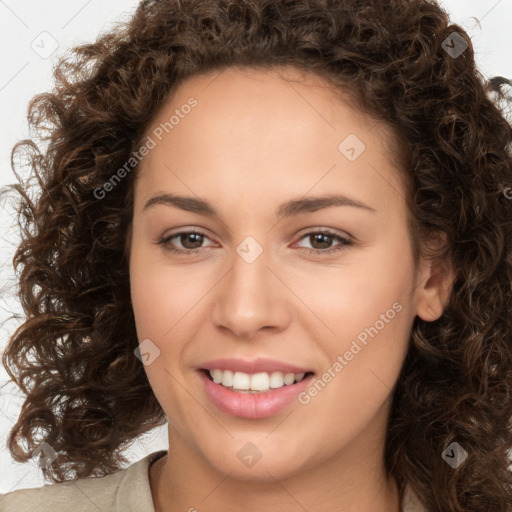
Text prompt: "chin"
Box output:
[[200, 437, 314, 482]]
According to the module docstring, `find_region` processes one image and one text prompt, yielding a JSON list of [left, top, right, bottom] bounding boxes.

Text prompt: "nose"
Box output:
[[211, 244, 291, 340]]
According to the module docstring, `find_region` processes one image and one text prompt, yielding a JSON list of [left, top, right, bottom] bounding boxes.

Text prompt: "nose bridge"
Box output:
[[212, 234, 286, 337]]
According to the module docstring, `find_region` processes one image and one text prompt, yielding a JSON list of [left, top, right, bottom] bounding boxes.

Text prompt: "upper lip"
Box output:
[[199, 358, 314, 375]]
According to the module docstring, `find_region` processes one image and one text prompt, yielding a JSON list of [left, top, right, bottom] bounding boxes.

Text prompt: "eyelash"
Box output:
[[157, 229, 353, 256]]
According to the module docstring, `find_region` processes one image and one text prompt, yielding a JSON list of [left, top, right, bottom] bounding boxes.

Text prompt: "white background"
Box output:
[[1, 0, 511, 493]]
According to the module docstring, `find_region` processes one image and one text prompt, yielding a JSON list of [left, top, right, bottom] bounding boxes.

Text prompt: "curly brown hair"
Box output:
[[2, 0, 512, 509]]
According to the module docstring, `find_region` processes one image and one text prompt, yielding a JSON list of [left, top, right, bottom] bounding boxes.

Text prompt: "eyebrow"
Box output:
[[143, 192, 376, 219]]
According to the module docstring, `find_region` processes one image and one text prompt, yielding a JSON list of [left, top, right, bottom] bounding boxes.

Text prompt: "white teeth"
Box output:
[[221, 369, 234, 387], [212, 369, 223, 384], [250, 372, 270, 391], [283, 373, 295, 385], [208, 369, 309, 392], [232, 371, 250, 390], [269, 371, 284, 389]]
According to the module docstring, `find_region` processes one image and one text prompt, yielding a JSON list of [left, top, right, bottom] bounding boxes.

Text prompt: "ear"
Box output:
[[415, 232, 454, 322]]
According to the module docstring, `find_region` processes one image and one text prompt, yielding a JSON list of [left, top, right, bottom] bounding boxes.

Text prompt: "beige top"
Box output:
[[0, 450, 427, 511]]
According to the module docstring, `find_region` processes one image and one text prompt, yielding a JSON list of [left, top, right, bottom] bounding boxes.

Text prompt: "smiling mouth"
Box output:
[[200, 368, 315, 393]]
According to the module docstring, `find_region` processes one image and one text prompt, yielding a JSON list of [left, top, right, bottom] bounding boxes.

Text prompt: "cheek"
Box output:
[[128, 245, 217, 386], [297, 241, 415, 381], [297, 250, 412, 338], [296, 271, 413, 442], [129, 243, 200, 336]]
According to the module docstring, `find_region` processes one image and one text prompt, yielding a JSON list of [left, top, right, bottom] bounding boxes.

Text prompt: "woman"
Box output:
[[1, 0, 512, 510]]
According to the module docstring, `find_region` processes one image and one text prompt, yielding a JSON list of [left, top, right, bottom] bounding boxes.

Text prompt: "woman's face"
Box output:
[[129, 66, 446, 481]]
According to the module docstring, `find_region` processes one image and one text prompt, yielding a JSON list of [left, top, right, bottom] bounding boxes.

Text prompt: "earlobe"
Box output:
[[417, 297, 444, 322]]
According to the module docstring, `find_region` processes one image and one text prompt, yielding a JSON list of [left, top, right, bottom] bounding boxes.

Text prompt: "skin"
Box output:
[[128, 65, 453, 512]]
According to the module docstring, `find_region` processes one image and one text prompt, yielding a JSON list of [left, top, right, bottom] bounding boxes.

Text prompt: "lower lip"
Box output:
[[197, 370, 314, 419]]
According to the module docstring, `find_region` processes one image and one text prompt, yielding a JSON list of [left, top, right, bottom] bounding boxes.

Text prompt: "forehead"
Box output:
[[135, 65, 407, 220], [148, 65, 388, 148]]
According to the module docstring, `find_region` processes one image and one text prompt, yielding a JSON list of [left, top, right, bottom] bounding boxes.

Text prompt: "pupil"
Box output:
[[183, 233, 203, 249], [312, 233, 331, 249]]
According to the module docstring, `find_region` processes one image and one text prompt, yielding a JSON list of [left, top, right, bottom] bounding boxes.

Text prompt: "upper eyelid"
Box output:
[[162, 228, 217, 245]]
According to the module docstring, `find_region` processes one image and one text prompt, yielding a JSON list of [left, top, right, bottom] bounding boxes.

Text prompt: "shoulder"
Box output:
[[0, 470, 124, 512], [0, 451, 167, 512]]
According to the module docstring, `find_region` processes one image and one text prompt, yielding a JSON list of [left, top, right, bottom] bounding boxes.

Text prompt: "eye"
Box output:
[[294, 230, 353, 256], [156, 228, 353, 256], [157, 230, 214, 254]]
